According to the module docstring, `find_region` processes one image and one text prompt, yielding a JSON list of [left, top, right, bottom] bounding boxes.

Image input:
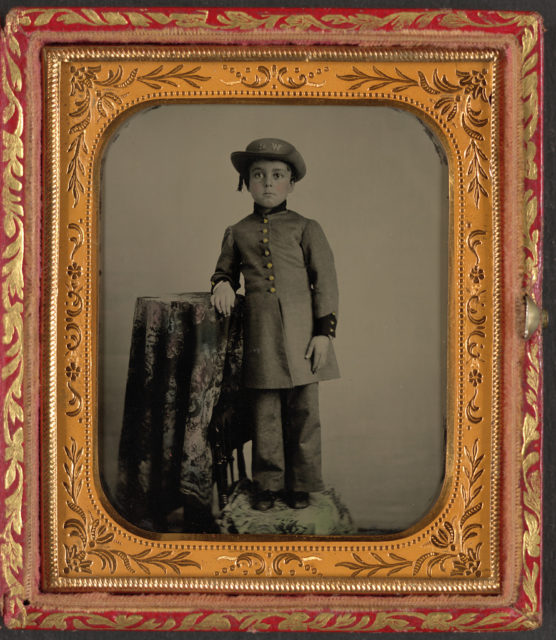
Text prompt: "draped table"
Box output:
[[115, 293, 248, 531]]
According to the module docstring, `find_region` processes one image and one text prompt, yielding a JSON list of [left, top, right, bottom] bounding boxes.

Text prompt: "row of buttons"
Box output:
[[261, 217, 276, 293]]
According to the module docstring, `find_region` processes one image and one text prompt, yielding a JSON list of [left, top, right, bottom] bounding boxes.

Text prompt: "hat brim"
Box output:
[[231, 150, 306, 181]]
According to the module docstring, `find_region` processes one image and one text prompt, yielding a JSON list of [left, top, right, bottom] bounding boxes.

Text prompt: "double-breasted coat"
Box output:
[[212, 207, 339, 389]]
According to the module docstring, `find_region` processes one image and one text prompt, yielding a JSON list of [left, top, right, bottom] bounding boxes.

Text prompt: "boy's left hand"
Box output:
[[305, 336, 330, 374]]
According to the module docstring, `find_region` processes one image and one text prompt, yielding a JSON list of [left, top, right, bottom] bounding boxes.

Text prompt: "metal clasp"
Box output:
[[523, 293, 548, 340]]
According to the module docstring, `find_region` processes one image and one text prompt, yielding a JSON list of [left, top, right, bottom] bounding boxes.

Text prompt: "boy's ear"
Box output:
[[288, 179, 295, 193]]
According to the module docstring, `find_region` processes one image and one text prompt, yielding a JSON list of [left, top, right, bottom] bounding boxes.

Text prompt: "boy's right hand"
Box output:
[[211, 281, 236, 317]]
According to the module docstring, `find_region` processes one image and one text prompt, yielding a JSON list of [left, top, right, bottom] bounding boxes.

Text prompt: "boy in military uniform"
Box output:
[[211, 138, 339, 511]]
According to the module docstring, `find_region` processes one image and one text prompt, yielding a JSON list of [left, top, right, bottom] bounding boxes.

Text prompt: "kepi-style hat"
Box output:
[[231, 138, 306, 181]]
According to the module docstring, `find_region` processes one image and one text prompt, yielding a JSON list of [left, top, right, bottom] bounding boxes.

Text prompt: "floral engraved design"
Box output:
[[65, 255, 83, 416], [338, 66, 491, 207], [65, 222, 84, 403], [67, 261, 82, 280], [16, 7, 542, 34], [67, 64, 210, 206], [521, 343, 541, 619], [452, 544, 482, 577], [413, 440, 484, 577], [468, 369, 483, 386], [337, 552, 413, 577], [458, 69, 488, 101], [220, 63, 327, 89], [62, 439, 201, 576], [1, 23, 26, 626], [430, 522, 455, 550], [65, 362, 81, 381], [63, 544, 92, 574], [469, 265, 485, 283], [337, 66, 418, 92]]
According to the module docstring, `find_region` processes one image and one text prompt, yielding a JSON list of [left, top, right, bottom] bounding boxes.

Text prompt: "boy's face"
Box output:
[[247, 160, 294, 209]]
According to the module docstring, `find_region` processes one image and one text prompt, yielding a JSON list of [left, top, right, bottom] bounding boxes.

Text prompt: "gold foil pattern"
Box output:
[[42, 46, 500, 593], [1, 19, 25, 625], [0, 5, 541, 632]]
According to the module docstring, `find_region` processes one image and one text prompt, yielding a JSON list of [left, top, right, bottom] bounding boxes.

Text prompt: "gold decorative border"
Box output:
[[519, 16, 542, 623], [14, 7, 541, 34], [0, 7, 542, 630], [0, 17, 26, 623], [42, 46, 500, 594], [18, 609, 534, 632]]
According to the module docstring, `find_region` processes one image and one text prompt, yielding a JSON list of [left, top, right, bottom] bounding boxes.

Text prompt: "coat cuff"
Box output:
[[315, 313, 337, 338], [210, 277, 231, 293]]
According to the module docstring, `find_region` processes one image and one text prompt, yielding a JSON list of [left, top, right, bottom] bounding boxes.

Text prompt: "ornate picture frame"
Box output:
[[0, 7, 543, 632]]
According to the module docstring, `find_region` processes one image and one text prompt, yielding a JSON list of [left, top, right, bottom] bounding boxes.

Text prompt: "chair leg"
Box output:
[[237, 444, 246, 480], [212, 425, 229, 509]]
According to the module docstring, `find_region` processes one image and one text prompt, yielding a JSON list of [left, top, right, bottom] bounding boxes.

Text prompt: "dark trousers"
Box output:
[[251, 383, 324, 493]]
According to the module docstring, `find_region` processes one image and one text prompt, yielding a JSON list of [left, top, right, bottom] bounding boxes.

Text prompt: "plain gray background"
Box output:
[[100, 103, 448, 532]]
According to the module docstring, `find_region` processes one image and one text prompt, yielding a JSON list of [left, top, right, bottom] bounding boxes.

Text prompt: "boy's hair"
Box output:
[[237, 160, 296, 192]]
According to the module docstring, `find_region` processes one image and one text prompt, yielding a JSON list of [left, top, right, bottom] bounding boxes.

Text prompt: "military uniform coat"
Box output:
[[212, 208, 340, 389]]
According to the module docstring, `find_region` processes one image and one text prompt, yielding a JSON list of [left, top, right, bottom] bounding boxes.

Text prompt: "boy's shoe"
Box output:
[[253, 489, 276, 511], [288, 491, 310, 509]]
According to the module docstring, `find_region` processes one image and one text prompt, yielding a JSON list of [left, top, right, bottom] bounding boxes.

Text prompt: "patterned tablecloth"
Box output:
[[115, 293, 247, 531]]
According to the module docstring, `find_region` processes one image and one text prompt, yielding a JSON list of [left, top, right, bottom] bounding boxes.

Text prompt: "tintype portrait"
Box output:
[[4, 7, 542, 629], [99, 103, 447, 536]]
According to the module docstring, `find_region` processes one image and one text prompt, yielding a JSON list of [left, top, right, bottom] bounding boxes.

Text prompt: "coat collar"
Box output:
[[253, 200, 288, 217]]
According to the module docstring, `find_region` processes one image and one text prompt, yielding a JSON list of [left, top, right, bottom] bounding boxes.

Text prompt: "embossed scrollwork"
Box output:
[[338, 67, 491, 207], [273, 552, 322, 577], [214, 552, 322, 578], [62, 439, 201, 576], [65, 322, 82, 354], [215, 552, 265, 577], [66, 284, 84, 318], [68, 222, 84, 260], [465, 389, 482, 425], [337, 440, 484, 579], [67, 64, 211, 206], [220, 63, 327, 89], [64, 222, 85, 417], [467, 328, 485, 360], [466, 291, 487, 326]]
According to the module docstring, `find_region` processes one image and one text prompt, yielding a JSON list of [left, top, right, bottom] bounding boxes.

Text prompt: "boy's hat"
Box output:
[[231, 138, 306, 181]]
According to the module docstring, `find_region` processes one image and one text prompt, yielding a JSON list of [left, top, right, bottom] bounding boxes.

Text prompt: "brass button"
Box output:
[[268, 275, 275, 281], [264, 249, 270, 256], [263, 218, 269, 223], [262, 238, 269, 244], [266, 262, 273, 269], [331, 320, 335, 325], [269, 287, 276, 293], [262, 228, 268, 234]]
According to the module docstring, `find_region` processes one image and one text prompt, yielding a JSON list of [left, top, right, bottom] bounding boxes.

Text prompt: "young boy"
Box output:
[[211, 138, 339, 511]]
